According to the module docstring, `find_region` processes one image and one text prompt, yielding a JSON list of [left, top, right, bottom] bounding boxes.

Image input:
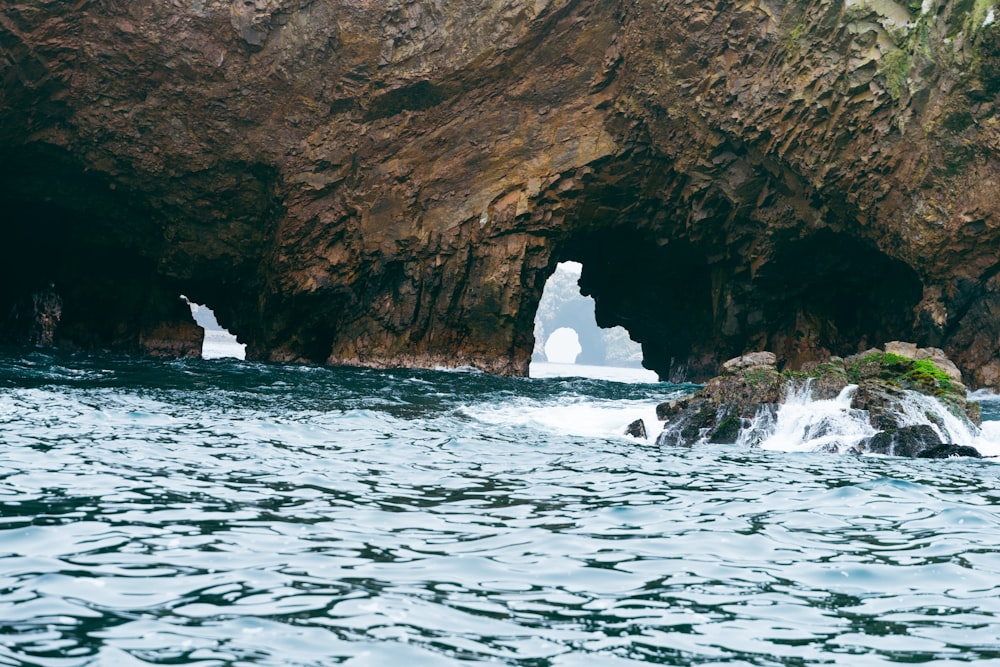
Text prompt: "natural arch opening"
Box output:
[[182, 298, 247, 360], [529, 259, 654, 380], [550, 230, 716, 382], [535, 224, 925, 382]]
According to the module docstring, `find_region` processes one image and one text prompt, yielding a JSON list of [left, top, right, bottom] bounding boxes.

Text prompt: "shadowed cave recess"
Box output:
[[541, 165, 925, 382], [0, 138, 966, 384], [0, 145, 269, 359], [2, 0, 999, 386]]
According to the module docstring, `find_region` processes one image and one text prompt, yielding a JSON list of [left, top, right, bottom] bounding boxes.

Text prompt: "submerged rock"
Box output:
[[625, 419, 647, 440], [656, 344, 983, 456], [917, 444, 983, 459]]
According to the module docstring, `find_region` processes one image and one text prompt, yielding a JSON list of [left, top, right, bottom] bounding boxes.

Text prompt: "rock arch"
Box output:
[[2, 0, 999, 386]]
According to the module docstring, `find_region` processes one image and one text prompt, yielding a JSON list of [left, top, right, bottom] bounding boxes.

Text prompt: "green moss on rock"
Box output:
[[655, 344, 981, 448]]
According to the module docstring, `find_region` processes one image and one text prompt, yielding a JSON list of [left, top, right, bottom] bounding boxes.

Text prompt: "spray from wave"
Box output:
[[734, 381, 1000, 457]]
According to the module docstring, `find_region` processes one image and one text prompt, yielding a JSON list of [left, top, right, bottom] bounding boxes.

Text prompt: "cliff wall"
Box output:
[[2, 0, 999, 385]]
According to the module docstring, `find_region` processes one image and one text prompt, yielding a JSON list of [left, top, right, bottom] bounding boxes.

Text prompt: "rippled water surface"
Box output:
[[2, 351, 999, 666]]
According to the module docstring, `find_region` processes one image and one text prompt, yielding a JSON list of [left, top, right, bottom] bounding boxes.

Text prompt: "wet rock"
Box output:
[[917, 444, 983, 459], [708, 414, 742, 444], [866, 425, 942, 458], [656, 401, 718, 447], [655, 344, 983, 453], [807, 367, 850, 400], [29, 285, 62, 347], [625, 418, 647, 439], [655, 398, 684, 421], [657, 351, 787, 446]]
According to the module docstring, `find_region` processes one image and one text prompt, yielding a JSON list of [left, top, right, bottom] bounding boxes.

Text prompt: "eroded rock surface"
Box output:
[[2, 1, 1000, 384]]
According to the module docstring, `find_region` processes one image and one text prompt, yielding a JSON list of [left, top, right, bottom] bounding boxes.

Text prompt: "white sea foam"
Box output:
[[744, 381, 1000, 458], [977, 422, 1000, 456], [756, 384, 875, 453], [894, 390, 980, 446], [968, 388, 999, 402], [464, 397, 662, 441]]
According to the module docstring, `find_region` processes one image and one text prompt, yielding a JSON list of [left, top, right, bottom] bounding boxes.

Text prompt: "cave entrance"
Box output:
[[539, 230, 717, 382], [0, 146, 202, 357], [182, 298, 247, 360], [0, 201, 200, 356], [529, 221, 925, 382], [751, 230, 925, 368], [528, 260, 654, 381]]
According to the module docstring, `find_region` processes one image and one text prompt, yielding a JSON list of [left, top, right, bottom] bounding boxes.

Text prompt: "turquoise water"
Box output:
[[1, 351, 999, 665]]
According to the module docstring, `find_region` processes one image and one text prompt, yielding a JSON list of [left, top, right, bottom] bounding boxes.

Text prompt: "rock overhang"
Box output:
[[1, 0, 999, 386]]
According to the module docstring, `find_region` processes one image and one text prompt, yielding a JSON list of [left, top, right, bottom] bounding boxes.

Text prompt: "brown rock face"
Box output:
[[2, 1, 999, 385]]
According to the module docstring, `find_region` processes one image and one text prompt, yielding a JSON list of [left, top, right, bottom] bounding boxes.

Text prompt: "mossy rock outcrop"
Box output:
[[655, 343, 982, 457], [656, 352, 788, 447]]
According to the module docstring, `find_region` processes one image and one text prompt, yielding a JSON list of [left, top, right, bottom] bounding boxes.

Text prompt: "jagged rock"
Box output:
[[655, 399, 683, 422], [625, 418, 647, 439], [2, 3, 1000, 386], [29, 285, 61, 347], [656, 344, 982, 452], [657, 351, 787, 446], [656, 401, 719, 448], [865, 425, 984, 459], [721, 352, 777, 374]]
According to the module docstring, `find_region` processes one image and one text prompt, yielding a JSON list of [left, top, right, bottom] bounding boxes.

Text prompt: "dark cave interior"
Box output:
[[553, 225, 924, 381], [752, 230, 925, 368], [0, 147, 200, 355]]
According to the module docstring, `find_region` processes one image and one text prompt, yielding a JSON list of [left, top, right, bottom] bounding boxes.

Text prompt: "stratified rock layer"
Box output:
[[2, 1, 999, 385]]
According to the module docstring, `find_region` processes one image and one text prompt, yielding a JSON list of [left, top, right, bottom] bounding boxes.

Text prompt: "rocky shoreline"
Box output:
[[647, 343, 984, 458]]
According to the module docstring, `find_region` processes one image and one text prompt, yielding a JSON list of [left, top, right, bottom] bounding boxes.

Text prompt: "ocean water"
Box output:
[[1, 350, 999, 666]]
